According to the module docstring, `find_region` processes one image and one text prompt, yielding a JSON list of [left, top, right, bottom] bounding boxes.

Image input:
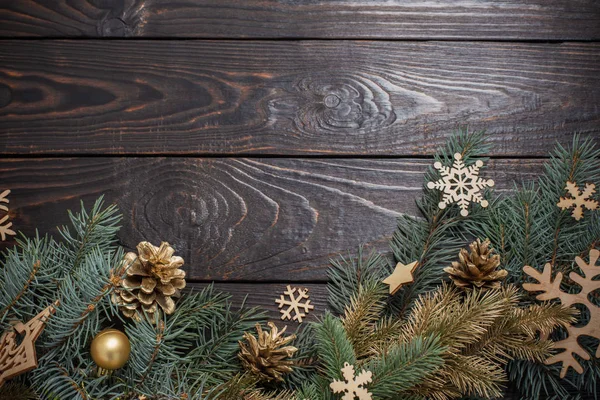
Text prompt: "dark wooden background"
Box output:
[[1, 1, 599, 398]]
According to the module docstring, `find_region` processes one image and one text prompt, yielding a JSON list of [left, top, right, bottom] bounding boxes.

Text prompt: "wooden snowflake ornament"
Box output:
[[330, 362, 373, 400], [427, 153, 494, 216], [0, 189, 15, 241], [382, 260, 419, 295], [0, 304, 56, 387], [275, 285, 314, 323], [557, 181, 598, 221], [523, 249, 600, 378]]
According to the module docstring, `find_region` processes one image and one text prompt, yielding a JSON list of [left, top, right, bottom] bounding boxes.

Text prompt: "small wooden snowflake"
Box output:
[[0, 189, 15, 241], [557, 181, 598, 221], [330, 362, 373, 400], [275, 285, 314, 323]]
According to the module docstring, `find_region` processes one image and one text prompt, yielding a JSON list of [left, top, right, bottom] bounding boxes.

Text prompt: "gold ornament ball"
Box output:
[[90, 328, 131, 370]]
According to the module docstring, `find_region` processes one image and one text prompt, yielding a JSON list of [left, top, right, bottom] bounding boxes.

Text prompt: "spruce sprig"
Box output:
[[391, 129, 492, 316], [0, 233, 58, 327]]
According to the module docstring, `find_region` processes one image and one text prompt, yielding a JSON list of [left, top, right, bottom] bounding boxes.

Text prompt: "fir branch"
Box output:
[[328, 248, 389, 316], [31, 360, 90, 400], [43, 247, 122, 352], [284, 324, 318, 391], [541, 135, 600, 267], [0, 382, 39, 400], [365, 335, 445, 398], [129, 364, 208, 400], [511, 303, 576, 338], [507, 360, 572, 400], [391, 129, 492, 316], [0, 259, 39, 321], [441, 354, 506, 399], [0, 233, 59, 326], [134, 318, 168, 388], [125, 286, 263, 393], [401, 284, 508, 351], [57, 196, 121, 276], [207, 373, 296, 400], [396, 284, 570, 399], [314, 312, 356, 383], [340, 281, 387, 359], [366, 316, 405, 358]]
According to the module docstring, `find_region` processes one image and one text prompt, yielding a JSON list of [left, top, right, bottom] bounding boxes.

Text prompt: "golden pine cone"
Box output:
[[238, 322, 298, 383], [112, 241, 186, 321], [444, 238, 507, 290]]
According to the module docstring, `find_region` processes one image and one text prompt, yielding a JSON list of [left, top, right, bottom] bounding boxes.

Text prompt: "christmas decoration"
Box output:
[[275, 285, 314, 323], [330, 362, 373, 400], [427, 152, 494, 216], [90, 328, 131, 373], [444, 238, 507, 290], [238, 322, 298, 383], [557, 181, 598, 220], [0, 189, 15, 241], [382, 260, 418, 295], [0, 198, 270, 399], [0, 131, 597, 400], [112, 241, 186, 321], [0, 304, 55, 387], [523, 249, 600, 378]]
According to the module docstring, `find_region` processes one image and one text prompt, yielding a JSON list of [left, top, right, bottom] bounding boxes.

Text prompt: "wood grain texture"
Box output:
[[0, 0, 599, 40], [0, 157, 545, 281], [0, 40, 598, 156]]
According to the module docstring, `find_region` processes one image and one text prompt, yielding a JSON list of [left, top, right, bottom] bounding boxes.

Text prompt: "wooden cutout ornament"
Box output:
[[330, 362, 373, 400], [557, 181, 598, 221], [383, 261, 419, 295], [0, 189, 15, 241], [0, 304, 56, 387], [427, 153, 494, 216], [275, 285, 314, 323], [523, 249, 600, 378]]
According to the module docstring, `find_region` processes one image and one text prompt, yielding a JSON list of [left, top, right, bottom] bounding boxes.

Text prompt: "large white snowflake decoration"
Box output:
[[427, 153, 495, 216], [275, 285, 314, 323], [330, 362, 373, 400]]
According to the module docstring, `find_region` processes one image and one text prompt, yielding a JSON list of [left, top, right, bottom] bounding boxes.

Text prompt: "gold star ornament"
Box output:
[[383, 261, 419, 295]]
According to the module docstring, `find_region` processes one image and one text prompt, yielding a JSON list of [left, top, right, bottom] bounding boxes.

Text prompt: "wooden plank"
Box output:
[[0, 40, 598, 156], [0, 1, 599, 40], [0, 157, 545, 281]]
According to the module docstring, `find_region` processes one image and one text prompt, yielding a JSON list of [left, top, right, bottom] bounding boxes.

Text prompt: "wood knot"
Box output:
[[323, 94, 341, 108], [98, 17, 129, 37], [0, 83, 12, 109], [291, 73, 396, 135]]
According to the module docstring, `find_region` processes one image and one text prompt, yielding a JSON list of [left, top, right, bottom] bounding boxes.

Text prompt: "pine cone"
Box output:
[[238, 322, 298, 383], [112, 241, 186, 321], [444, 239, 507, 290]]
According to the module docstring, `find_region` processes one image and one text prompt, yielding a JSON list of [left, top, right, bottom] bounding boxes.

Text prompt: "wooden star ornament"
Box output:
[[383, 261, 419, 295]]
